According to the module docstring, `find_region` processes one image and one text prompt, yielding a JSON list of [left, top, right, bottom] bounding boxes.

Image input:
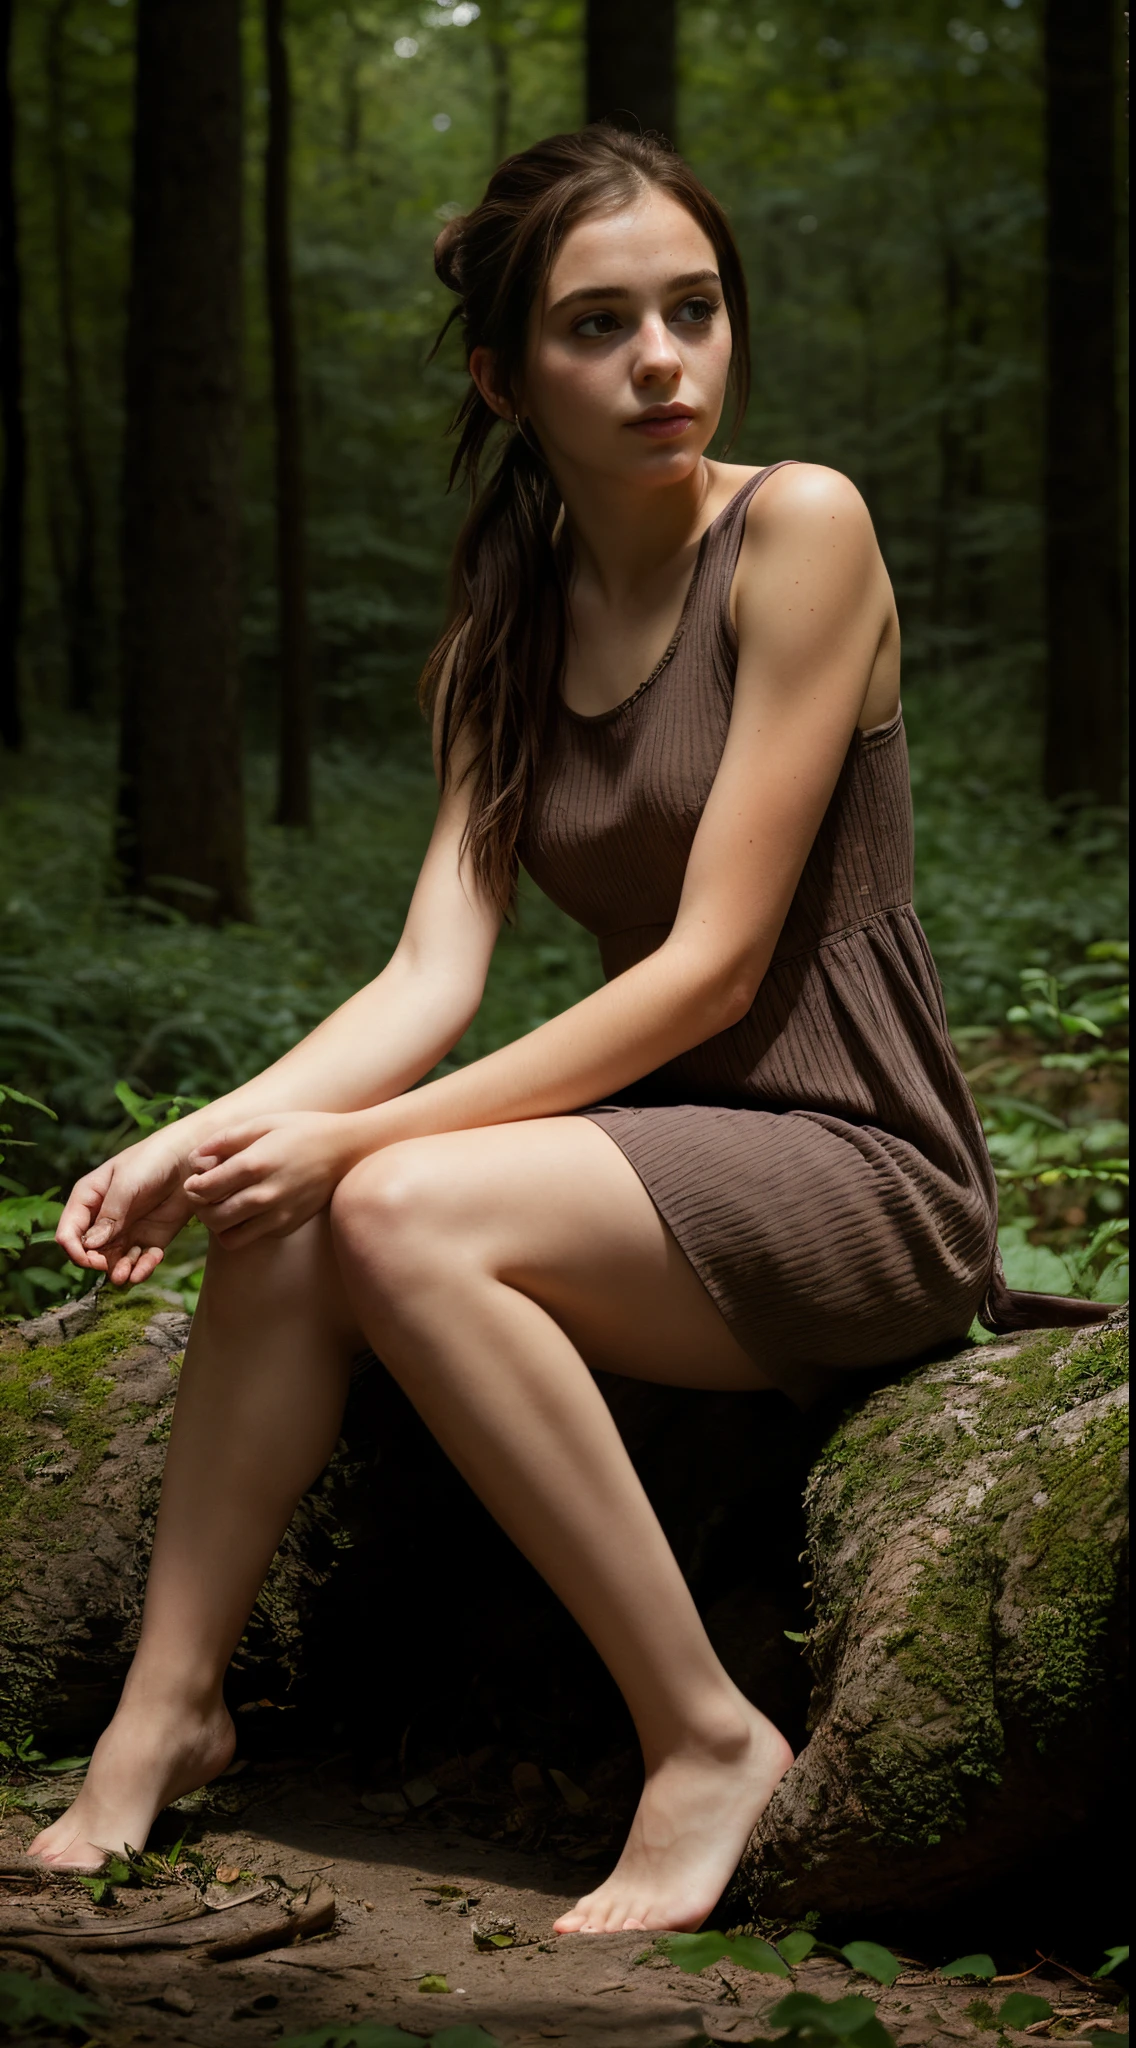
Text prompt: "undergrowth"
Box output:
[[0, 703, 1127, 1317]]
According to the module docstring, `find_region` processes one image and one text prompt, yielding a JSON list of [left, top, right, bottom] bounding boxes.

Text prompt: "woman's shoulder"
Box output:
[[734, 460, 881, 573]]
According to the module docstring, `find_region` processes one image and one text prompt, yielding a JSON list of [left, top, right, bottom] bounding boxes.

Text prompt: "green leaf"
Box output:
[[0, 1967, 104, 2029], [778, 1929, 818, 1966], [655, 1930, 790, 1976], [996, 1991, 1053, 2028], [656, 1930, 731, 1972], [766, 1989, 891, 2039], [77, 1871, 117, 1905], [0, 1085, 57, 1117], [41, 1753, 91, 1773], [784, 1629, 809, 1642], [841, 1940, 903, 1987], [418, 1973, 451, 1994], [1094, 1945, 1129, 1977], [939, 1953, 996, 1980]]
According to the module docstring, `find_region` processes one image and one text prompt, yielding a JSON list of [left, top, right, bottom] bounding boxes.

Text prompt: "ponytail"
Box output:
[[419, 127, 750, 914]]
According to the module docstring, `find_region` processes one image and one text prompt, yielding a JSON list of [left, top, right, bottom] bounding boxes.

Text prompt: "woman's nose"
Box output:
[[632, 315, 683, 386]]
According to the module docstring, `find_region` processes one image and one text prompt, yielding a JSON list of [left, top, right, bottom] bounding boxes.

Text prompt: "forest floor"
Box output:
[[0, 1761, 1127, 2048]]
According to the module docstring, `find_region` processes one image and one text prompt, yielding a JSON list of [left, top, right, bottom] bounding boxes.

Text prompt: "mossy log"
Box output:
[[0, 1292, 1126, 1919]]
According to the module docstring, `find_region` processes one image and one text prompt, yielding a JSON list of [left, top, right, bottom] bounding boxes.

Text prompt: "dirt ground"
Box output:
[[0, 1762, 1127, 2048]]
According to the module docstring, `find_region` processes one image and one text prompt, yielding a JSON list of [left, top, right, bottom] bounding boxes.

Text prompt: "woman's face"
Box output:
[[477, 187, 733, 494]]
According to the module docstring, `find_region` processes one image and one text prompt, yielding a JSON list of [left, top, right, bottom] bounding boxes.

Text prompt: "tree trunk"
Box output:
[[1, 1295, 1125, 1923], [585, 0, 676, 146], [0, 0, 26, 754], [1041, 0, 1124, 808], [46, 0, 100, 717], [115, 0, 250, 923], [265, 0, 313, 831]]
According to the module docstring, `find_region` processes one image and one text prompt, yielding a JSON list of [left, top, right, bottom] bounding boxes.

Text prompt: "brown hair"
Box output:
[[420, 125, 751, 913]]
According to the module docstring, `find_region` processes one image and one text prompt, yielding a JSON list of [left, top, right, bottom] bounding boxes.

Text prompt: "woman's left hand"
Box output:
[[183, 1111, 364, 1248]]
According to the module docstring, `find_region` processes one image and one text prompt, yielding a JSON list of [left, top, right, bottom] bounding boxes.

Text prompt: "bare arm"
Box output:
[[192, 465, 896, 1244], [56, 733, 502, 1275]]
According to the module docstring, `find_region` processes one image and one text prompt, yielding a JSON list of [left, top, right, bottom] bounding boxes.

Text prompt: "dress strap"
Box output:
[[699, 461, 799, 641]]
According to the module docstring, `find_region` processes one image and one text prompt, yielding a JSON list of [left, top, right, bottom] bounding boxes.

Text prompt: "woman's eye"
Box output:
[[574, 310, 621, 338], [675, 296, 717, 325]]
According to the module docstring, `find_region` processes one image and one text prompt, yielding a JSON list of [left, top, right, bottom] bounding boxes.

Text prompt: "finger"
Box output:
[[215, 1209, 290, 1251], [125, 1246, 165, 1286], [108, 1246, 144, 1287], [187, 1123, 269, 1170], [55, 1170, 113, 1263], [198, 1185, 278, 1235], [183, 1154, 265, 1204]]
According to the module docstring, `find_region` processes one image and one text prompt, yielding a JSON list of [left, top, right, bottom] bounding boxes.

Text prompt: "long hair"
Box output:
[[420, 125, 751, 913]]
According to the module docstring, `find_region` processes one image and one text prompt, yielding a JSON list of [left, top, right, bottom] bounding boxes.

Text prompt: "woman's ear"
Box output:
[[469, 346, 514, 422]]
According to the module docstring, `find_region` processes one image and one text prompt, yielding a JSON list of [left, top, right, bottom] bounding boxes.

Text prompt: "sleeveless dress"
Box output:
[[516, 466, 1100, 1408]]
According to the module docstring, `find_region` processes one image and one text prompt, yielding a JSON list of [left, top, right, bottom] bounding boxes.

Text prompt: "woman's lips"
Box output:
[[626, 411, 696, 440]]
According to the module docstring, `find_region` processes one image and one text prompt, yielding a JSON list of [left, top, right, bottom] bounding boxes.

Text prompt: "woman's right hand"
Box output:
[[55, 1133, 198, 1288]]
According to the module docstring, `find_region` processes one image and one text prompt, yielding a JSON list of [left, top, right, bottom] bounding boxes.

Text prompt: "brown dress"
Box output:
[[518, 465, 1098, 1406]]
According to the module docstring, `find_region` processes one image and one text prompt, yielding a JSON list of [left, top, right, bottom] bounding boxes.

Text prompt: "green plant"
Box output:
[[0, 1083, 85, 1318], [0, 1967, 105, 2037], [750, 1989, 895, 2045], [965, 944, 1129, 1305]]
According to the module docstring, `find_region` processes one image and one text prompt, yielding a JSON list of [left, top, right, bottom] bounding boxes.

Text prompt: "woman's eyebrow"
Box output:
[[547, 268, 721, 315]]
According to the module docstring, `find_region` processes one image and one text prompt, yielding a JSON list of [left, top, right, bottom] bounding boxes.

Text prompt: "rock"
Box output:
[[17, 1288, 102, 1348], [737, 1311, 1128, 1916]]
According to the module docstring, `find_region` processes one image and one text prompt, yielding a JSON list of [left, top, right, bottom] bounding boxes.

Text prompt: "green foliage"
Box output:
[[1096, 1947, 1130, 1979], [657, 1929, 792, 1976], [757, 1989, 895, 2045], [838, 1943, 902, 1988], [939, 1954, 997, 1981], [0, 1966, 105, 2037], [995, 1990, 1053, 2029]]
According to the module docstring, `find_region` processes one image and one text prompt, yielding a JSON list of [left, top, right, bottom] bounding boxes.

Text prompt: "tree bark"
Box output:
[[0, 0, 26, 753], [585, 0, 676, 146], [1, 1296, 1125, 1921], [265, 0, 313, 831], [46, 0, 100, 716], [1041, 0, 1124, 808], [115, 0, 250, 923]]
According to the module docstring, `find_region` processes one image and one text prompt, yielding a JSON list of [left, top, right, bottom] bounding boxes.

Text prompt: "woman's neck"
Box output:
[[552, 455, 716, 607]]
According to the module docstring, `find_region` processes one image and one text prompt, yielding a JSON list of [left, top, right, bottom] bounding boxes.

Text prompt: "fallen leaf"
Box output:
[[402, 1776, 438, 1809], [214, 1866, 242, 1886], [511, 1762, 546, 1807], [418, 1971, 450, 1993], [361, 1791, 408, 1817], [548, 1768, 591, 1814]]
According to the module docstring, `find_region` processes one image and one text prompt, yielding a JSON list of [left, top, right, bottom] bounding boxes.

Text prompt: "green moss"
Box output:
[[805, 1316, 1128, 1847], [0, 1299, 156, 1535]]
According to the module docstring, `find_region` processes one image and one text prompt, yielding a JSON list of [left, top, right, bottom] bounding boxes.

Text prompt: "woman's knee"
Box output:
[[196, 1209, 346, 1327], [329, 1140, 456, 1290]]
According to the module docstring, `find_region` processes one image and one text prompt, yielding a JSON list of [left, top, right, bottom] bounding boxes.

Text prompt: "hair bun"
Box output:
[[433, 214, 468, 294]]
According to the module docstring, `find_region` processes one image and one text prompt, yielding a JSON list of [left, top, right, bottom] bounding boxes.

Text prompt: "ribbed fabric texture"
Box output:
[[518, 466, 1004, 1406]]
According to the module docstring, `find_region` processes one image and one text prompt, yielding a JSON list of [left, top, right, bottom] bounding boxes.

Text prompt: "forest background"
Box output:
[[0, 0, 1129, 1321]]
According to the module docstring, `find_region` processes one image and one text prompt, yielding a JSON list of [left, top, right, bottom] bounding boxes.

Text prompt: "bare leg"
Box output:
[[330, 1117, 793, 1934], [28, 1212, 363, 1870]]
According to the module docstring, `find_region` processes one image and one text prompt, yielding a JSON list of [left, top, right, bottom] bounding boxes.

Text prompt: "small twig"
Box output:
[[1039, 1949, 1099, 1990], [715, 1966, 742, 2005]]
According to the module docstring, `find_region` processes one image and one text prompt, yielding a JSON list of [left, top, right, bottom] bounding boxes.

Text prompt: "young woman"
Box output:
[[32, 127, 1098, 1932]]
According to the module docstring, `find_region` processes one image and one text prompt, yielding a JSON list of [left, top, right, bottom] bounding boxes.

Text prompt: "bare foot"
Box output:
[[553, 1706, 792, 1935], [27, 1699, 235, 1872]]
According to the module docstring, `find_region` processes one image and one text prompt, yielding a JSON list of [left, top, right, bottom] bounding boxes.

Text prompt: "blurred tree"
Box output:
[[265, 0, 313, 829], [481, 0, 512, 166], [115, 0, 250, 922], [45, 0, 99, 714], [1041, 0, 1124, 807], [586, 0, 675, 144], [0, 0, 25, 752]]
